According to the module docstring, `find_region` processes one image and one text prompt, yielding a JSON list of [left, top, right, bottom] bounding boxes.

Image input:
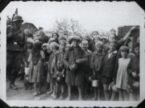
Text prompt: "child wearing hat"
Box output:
[[64, 36, 87, 100], [114, 45, 131, 100]]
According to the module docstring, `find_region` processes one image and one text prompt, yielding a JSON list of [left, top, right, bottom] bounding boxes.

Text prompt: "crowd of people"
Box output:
[[7, 14, 140, 101]]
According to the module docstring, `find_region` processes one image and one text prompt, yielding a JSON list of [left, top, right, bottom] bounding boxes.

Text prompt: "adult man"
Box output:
[[7, 15, 26, 89]]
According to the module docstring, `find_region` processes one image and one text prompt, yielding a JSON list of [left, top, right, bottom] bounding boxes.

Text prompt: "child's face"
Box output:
[[121, 51, 128, 58], [47, 47, 51, 53], [96, 46, 102, 52], [82, 42, 88, 50], [53, 34, 58, 40], [71, 41, 78, 48]]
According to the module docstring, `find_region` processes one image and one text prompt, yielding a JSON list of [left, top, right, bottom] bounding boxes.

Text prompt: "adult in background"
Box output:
[[7, 15, 26, 89], [52, 33, 59, 44], [109, 26, 137, 51], [64, 36, 87, 100]]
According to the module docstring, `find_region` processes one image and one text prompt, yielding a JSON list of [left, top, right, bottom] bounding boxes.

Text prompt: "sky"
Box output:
[[1, 1, 145, 32]]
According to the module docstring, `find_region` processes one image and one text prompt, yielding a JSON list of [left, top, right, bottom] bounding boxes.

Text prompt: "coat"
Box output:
[[64, 46, 87, 86], [90, 51, 104, 79], [101, 51, 117, 78], [101, 51, 117, 84]]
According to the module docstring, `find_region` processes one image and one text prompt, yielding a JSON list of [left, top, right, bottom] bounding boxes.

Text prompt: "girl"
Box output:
[[46, 42, 59, 99], [115, 45, 131, 100], [31, 40, 45, 96]]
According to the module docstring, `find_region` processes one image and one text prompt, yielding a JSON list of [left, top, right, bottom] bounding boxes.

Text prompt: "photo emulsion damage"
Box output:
[[1, 1, 144, 107]]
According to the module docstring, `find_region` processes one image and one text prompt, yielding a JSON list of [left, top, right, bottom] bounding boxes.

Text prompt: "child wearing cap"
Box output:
[[90, 42, 104, 100]]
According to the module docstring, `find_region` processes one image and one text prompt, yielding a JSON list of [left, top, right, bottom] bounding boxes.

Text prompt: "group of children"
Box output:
[[22, 26, 139, 101]]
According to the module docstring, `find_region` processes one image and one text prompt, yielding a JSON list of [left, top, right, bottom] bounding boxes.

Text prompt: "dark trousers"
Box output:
[[7, 51, 24, 85]]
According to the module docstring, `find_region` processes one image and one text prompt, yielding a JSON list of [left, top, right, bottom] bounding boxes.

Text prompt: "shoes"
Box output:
[[46, 91, 52, 95], [51, 93, 57, 99], [9, 84, 18, 90], [59, 95, 64, 100], [65, 96, 71, 100], [33, 92, 40, 96]]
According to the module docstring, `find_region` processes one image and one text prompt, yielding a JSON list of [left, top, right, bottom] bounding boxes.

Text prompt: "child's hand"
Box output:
[[132, 72, 137, 78]]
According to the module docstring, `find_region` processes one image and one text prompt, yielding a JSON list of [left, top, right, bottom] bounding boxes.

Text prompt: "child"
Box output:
[[24, 38, 34, 90], [64, 36, 87, 100], [90, 42, 104, 100], [115, 45, 131, 101], [53, 37, 67, 99], [32, 40, 45, 96], [101, 42, 117, 100], [128, 44, 140, 100], [46, 42, 59, 99]]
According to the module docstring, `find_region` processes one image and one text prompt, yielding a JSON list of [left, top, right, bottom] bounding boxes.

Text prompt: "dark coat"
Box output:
[[90, 51, 104, 79], [64, 46, 87, 86], [7, 28, 26, 52], [101, 51, 117, 78]]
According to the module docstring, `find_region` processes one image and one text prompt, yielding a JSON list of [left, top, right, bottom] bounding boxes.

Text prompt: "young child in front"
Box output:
[[115, 45, 131, 100]]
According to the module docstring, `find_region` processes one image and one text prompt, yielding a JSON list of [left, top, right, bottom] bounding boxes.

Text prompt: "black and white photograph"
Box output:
[[0, 1, 145, 107]]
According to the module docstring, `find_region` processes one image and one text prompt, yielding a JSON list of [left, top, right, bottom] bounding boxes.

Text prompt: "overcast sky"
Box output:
[[2, 1, 144, 32]]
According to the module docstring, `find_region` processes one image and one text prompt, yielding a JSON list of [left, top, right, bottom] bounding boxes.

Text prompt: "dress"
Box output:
[[115, 58, 131, 90]]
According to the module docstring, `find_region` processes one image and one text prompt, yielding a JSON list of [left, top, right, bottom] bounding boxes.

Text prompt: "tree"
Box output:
[[53, 18, 85, 37]]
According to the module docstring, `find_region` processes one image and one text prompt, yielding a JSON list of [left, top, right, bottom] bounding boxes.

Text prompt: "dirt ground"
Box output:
[[6, 80, 58, 100], [6, 80, 94, 100]]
